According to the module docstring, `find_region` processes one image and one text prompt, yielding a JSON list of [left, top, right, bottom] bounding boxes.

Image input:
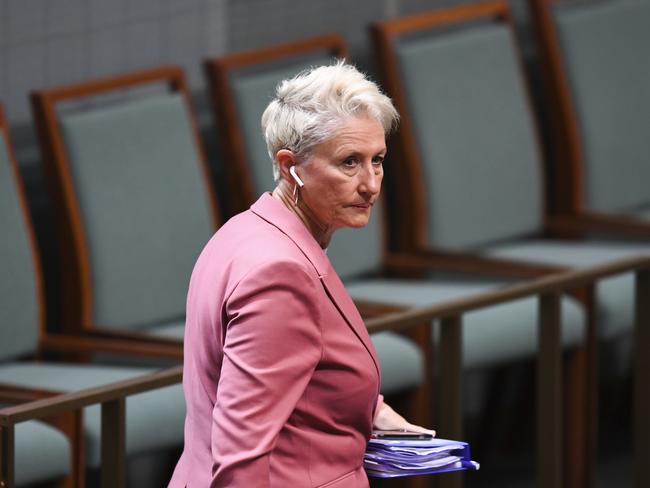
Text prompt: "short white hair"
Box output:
[[261, 60, 399, 181]]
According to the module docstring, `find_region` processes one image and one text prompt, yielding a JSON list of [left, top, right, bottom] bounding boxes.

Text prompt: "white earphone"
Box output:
[[289, 165, 305, 187]]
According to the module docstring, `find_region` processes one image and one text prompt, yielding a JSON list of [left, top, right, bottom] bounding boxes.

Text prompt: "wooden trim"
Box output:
[[635, 269, 650, 488], [41, 408, 85, 488], [204, 34, 348, 215], [0, 385, 61, 403], [374, 0, 508, 36], [503, 15, 550, 231], [384, 250, 566, 279], [354, 300, 403, 318], [101, 399, 126, 488], [211, 33, 348, 70], [0, 386, 84, 487], [0, 367, 182, 488], [439, 315, 462, 439], [528, 0, 585, 215], [173, 70, 222, 230], [84, 328, 184, 346], [371, 21, 429, 251], [39, 333, 183, 361], [546, 213, 650, 239], [364, 255, 650, 334], [30, 66, 220, 335], [0, 424, 14, 487], [438, 315, 463, 488], [538, 292, 563, 488], [0, 366, 183, 425], [0, 106, 49, 349]]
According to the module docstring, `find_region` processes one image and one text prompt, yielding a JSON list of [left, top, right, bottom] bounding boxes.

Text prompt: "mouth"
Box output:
[[349, 200, 374, 209]]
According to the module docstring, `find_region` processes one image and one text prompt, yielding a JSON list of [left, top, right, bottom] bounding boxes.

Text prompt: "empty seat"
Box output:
[[0, 101, 186, 479]]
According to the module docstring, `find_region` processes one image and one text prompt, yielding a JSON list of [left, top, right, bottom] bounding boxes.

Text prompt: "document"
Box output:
[[364, 437, 479, 478]]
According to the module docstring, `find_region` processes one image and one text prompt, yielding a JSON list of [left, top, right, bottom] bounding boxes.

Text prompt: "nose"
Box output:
[[358, 162, 382, 196]]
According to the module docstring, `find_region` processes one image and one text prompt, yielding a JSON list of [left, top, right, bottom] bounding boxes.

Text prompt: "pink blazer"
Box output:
[[169, 193, 382, 488]]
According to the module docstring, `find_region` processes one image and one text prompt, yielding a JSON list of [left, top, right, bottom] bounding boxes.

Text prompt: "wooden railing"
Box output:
[[1, 256, 649, 488], [366, 255, 650, 488], [0, 366, 182, 488]]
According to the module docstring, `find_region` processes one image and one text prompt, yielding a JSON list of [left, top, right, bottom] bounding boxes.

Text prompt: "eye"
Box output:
[[372, 155, 385, 166], [342, 158, 359, 168]]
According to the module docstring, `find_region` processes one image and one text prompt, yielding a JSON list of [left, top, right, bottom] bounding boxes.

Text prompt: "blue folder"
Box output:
[[364, 437, 479, 478]]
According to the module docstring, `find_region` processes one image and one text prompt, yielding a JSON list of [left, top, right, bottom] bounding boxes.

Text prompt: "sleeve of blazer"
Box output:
[[211, 259, 323, 487]]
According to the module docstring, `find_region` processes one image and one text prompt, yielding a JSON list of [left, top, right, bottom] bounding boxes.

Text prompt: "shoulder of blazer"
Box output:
[[250, 193, 331, 278]]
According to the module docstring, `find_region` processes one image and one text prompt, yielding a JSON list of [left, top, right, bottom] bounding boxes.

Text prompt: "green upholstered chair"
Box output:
[[31, 66, 220, 343], [0, 103, 186, 483], [530, 0, 650, 234], [1, 104, 79, 487], [372, 0, 649, 346], [203, 35, 586, 416]]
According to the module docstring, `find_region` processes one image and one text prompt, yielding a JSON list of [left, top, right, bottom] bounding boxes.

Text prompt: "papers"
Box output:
[[364, 437, 480, 478]]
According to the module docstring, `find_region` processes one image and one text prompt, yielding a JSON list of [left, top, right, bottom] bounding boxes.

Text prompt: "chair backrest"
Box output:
[[0, 104, 41, 360], [31, 67, 220, 333], [205, 35, 385, 280], [372, 1, 545, 250], [531, 0, 650, 214]]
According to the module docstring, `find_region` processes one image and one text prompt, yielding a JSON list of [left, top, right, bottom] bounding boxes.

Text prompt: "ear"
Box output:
[[276, 149, 297, 184]]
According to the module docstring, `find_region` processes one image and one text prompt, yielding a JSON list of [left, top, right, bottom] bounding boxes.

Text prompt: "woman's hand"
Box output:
[[373, 402, 436, 437]]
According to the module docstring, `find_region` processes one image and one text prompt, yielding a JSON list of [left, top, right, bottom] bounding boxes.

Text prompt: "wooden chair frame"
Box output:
[[1, 103, 182, 359], [1, 101, 187, 484], [30, 66, 221, 351], [0, 384, 84, 488], [1, 366, 184, 488], [528, 0, 650, 238], [370, 2, 602, 486]]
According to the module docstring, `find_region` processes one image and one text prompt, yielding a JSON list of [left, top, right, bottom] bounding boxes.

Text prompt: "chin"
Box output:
[[345, 216, 371, 228]]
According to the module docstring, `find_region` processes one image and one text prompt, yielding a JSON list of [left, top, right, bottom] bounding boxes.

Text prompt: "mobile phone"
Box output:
[[371, 430, 433, 440]]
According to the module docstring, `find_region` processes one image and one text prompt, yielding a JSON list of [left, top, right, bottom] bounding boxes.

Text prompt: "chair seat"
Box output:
[[0, 363, 185, 467], [371, 332, 425, 394], [7, 412, 70, 486], [346, 278, 585, 369], [484, 239, 650, 338], [146, 320, 185, 340]]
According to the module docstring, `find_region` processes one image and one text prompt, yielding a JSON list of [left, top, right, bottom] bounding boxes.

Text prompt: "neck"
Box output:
[[272, 182, 333, 248]]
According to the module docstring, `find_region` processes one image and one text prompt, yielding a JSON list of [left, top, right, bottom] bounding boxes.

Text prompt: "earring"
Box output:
[[292, 183, 299, 205]]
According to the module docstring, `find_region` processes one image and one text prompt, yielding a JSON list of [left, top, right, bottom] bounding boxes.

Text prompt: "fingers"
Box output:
[[404, 422, 437, 437], [372, 402, 437, 436]]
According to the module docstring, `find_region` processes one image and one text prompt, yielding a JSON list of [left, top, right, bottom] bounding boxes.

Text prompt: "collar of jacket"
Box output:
[[250, 192, 381, 381]]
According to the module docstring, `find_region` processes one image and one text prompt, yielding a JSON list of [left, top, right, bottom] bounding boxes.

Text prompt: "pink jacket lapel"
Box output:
[[251, 193, 380, 377]]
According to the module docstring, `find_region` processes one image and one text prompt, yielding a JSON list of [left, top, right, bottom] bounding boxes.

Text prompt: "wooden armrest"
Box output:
[[0, 366, 182, 425], [0, 368, 181, 487], [0, 383, 85, 487], [85, 328, 182, 346], [40, 333, 183, 361], [384, 249, 565, 280], [546, 213, 650, 239], [366, 255, 650, 334], [0, 384, 61, 403], [354, 300, 404, 319]]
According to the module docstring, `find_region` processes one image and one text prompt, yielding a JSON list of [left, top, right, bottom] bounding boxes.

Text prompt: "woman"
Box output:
[[169, 62, 433, 487]]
